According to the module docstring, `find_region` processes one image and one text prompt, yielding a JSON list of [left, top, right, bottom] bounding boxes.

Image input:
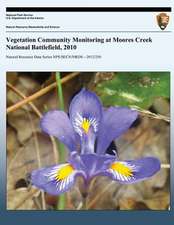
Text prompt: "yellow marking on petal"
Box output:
[[81, 118, 91, 134], [110, 162, 133, 177], [56, 164, 74, 181]]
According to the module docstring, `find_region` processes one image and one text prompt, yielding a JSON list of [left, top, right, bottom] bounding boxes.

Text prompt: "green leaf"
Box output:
[[96, 72, 170, 109]]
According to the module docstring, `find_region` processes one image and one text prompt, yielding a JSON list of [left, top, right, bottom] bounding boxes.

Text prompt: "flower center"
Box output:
[[81, 118, 91, 134], [56, 164, 74, 181], [110, 162, 133, 177]]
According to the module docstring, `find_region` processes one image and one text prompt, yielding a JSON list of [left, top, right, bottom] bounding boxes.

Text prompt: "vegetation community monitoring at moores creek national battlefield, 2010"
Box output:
[[6, 36, 152, 50]]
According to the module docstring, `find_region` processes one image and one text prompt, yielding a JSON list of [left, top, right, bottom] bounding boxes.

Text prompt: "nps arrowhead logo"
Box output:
[[156, 13, 170, 30]]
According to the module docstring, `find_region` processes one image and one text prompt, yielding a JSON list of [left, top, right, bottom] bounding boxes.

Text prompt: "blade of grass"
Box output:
[[55, 72, 66, 210], [56, 73, 64, 111], [56, 72, 65, 164]]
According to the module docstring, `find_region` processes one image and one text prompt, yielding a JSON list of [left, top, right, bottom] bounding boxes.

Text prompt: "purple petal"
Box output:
[[96, 107, 138, 154], [80, 129, 96, 154], [41, 110, 77, 151], [79, 153, 116, 179], [31, 163, 84, 195], [103, 157, 160, 184], [69, 89, 102, 153]]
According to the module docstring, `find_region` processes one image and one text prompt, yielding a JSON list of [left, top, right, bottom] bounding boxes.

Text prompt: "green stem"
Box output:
[[56, 72, 64, 110], [55, 72, 66, 210], [56, 72, 65, 163]]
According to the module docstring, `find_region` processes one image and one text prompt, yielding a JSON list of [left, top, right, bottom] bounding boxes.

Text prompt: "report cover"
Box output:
[[1, 1, 174, 225]]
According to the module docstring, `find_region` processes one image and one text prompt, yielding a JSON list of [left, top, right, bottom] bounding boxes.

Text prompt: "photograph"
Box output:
[[7, 72, 170, 210]]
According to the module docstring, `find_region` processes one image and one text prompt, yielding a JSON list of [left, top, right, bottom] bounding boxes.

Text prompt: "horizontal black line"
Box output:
[[6, 7, 172, 12], [6, 31, 172, 33]]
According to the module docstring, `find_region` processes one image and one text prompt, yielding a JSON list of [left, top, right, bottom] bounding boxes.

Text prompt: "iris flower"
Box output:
[[31, 89, 160, 195]]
